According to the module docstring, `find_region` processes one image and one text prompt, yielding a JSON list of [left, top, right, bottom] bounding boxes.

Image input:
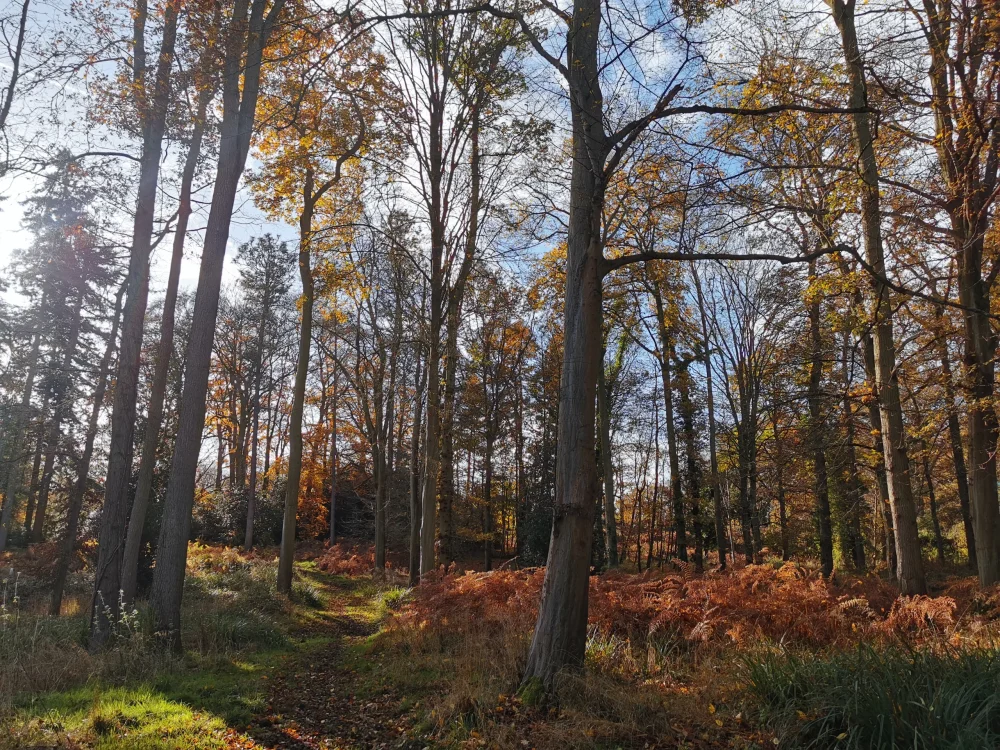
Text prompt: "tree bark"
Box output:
[[771, 408, 790, 561], [828, 0, 926, 594], [939, 340, 975, 568], [691, 264, 726, 568], [807, 263, 834, 576], [521, 0, 604, 689], [277, 176, 316, 595], [32, 293, 84, 543], [409, 344, 425, 586], [149, 0, 286, 647], [90, 0, 181, 648], [51, 282, 126, 615], [0, 314, 43, 552], [122, 90, 209, 604], [597, 356, 618, 567], [22, 426, 43, 535]]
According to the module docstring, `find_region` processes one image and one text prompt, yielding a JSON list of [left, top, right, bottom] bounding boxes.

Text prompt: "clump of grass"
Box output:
[[375, 586, 408, 616], [291, 579, 324, 608], [744, 643, 1000, 749], [194, 610, 287, 653]]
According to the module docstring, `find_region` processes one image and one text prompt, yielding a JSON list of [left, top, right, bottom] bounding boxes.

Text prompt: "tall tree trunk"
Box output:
[[122, 92, 209, 604], [660, 350, 685, 562], [277, 180, 316, 595], [828, 0, 926, 594], [148, 0, 287, 647], [409, 346, 424, 586], [90, 0, 181, 648], [521, 0, 604, 688], [691, 264, 726, 568], [771, 409, 790, 561], [597, 357, 618, 567], [919, 0, 1000, 585], [32, 292, 84, 543], [0, 317, 43, 552], [22, 426, 43, 535], [419, 291, 441, 576], [939, 340, 975, 568], [923, 455, 946, 565], [437, 314, 459, 567], [861, 332, 896, 575], [807, 264, 834, 576], [51, 282, 126, 615], [326, 329, 340, 547], [677, 360, 703, 571], [484, 435, 493, 571], [840, 333, 866, 571]]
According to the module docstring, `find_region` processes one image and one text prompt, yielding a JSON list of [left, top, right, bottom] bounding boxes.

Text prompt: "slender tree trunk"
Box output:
[[660, 354, 685, 562], [771, 409, 790, 561], [149, 0, 286, 646], [419, 293, 441, 577], [807, 264, 834, 576], [862, 332, 896, 575], [829, 0, 926, 593], [51, 282, 126, 615], [691, 265, 726, 568], [22, 427, 43, 535], [326, 329, 339, 547], [32, 293, 84, 543], [437, 315, 459, 567], [484, 435, 493, 570], [0, 319, 43, 552], [840, 332, 866, 571], [939, 341, 975, 568], [409, 346, 424, 586], [923, 455, 946, 565], [677, 360, 703, 571], [597, 358, 618, 567], [122, 94, 208, 604], [90, 0, 181, 648], [277, 182, 316, 594]]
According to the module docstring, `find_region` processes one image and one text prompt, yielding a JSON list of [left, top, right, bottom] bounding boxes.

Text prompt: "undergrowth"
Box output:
[[745, 644, 1000, 749]]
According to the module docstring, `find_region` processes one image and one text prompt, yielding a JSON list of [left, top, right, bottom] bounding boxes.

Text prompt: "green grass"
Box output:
[[0, 548, 399, 749], [744, 643, 1000, 749]]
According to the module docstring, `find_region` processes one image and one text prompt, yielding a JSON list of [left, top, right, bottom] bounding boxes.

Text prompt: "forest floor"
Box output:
[[4, 542, 1000, 749]]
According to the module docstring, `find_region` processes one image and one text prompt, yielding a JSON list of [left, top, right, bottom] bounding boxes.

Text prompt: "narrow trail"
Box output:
[[227, 574, 418, 750]]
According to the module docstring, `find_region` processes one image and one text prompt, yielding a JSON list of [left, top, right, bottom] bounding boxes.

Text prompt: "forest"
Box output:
[[0, 0, 998, 747]]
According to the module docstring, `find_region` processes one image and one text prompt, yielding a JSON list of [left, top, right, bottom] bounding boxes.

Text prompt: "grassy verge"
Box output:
[[0, 546, 376, 750], [744, 644, 1000, 749]]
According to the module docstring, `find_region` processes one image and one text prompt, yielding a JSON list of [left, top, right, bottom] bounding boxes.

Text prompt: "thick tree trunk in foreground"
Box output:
[[149, 0, 286, 647], [521, 0, 604, 690], [90, 1, 181, 648], [829, 0, 925, 594]]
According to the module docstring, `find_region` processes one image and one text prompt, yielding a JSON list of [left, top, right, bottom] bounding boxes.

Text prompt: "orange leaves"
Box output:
[[315, 542, 375, 576], [386, 562, 969, 659]]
